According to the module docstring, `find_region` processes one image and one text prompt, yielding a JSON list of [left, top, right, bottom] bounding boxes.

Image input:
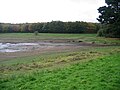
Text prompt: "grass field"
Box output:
[[0, 33, 120, 44], [0, 33, 120, 90]]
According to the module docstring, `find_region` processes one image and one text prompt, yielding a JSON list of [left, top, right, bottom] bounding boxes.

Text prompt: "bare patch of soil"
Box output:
[[0, 39, 115, 61]]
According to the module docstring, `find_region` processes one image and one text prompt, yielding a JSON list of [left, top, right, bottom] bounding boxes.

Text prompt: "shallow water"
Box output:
[[0, 42, 75, 52], [0, 43, 39, 52]]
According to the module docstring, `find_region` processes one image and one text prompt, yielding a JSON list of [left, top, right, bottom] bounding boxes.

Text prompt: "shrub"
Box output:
[[97, 24, 120, 38], [34, 31, 38, 36], [97, 28, 105, 37]]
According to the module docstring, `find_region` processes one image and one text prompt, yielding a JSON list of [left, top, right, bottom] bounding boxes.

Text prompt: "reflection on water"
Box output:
[[0, 42, 75, 53], [0, 43, 39, 53]]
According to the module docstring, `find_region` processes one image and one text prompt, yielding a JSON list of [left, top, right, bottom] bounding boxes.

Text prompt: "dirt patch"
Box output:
[[0, 39, 116, 61], [0, 43, 82, 61]]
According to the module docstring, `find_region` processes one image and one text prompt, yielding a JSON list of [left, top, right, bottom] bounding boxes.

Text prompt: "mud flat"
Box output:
[[0, 42, 79, 53]]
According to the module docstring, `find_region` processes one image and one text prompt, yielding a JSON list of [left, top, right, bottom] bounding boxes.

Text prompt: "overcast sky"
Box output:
[[0, 0, 105, 23]]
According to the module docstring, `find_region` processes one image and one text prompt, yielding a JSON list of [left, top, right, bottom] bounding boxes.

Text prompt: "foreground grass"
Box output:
[[0, 46, 120, 90], [0, 46, 119, 72], [0, 52, 120, 90]]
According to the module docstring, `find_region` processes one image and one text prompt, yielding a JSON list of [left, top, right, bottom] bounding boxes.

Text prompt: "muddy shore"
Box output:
[[0, 38, 116, 61]]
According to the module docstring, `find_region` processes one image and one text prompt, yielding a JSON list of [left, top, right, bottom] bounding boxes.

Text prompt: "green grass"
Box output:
[[0, 33, 120, 44], [0, 46, 119, 72], [0, 46, 120, 90], [0, 33, 120, 90], [0, 33, 96, 39], [0, 51, 120, 90], [0, 33, 95, 38]]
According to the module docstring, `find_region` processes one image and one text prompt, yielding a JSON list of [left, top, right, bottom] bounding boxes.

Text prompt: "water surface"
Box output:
[[0, 42, 75, 52]]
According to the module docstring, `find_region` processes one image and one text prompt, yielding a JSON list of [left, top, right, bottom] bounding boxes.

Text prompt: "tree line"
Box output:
[[0, 21, 100, 33]]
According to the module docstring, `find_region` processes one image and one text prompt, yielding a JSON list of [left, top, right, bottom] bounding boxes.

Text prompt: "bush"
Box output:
[[97, 28, 105, 37], [97, 24, 120, 38], [34, 31, 39, 36]]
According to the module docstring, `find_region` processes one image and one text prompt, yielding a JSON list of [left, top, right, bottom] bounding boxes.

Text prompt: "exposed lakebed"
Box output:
[[0, 42, 77, 53]]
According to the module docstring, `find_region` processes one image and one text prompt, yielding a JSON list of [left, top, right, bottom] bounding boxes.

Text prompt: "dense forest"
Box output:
[[0, 21, 100, 33]]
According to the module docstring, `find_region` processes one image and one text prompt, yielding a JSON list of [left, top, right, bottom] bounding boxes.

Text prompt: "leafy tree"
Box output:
[[20, 24, 30, 33], [48, 21, 65, 33], [29, 23, 43, 33], [12, 25, 20, 33], [97, 0, 120, 38], [0, 22, 99, 34], [85, 22, 98, 33], [42, 23, 49, 33], [2, 25, 10, 33]]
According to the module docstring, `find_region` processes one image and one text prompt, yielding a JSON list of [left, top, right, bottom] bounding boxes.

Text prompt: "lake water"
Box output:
[[0, 42, 75, 52]]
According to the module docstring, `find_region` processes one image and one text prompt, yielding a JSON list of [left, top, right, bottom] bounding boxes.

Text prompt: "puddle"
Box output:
[[0, 42, 75, 53], [0, 43, 39, 52]]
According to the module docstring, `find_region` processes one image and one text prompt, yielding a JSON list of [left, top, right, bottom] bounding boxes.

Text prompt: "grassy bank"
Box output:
[[0, 49, 120, 90], [0, 33, 120, 90], [0, 46, 120, 90], [0, 33, 120, 44]]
